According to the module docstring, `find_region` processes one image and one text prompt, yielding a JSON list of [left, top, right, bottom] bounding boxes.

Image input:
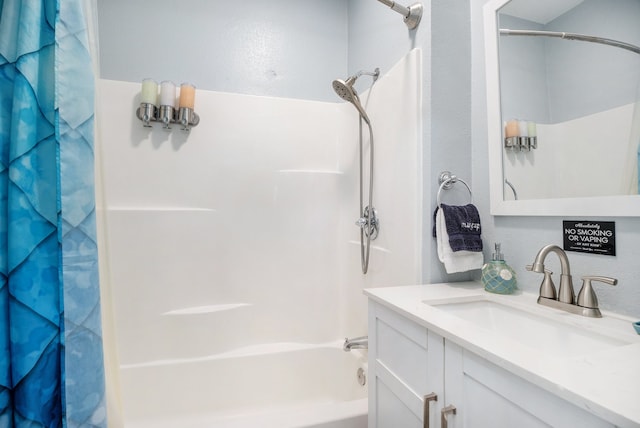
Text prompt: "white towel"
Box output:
[[436, 208, 484, 273]]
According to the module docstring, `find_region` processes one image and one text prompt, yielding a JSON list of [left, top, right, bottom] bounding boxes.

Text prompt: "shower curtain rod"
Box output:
[[376, 0, 422, 30], [500, 29, 640, 55]]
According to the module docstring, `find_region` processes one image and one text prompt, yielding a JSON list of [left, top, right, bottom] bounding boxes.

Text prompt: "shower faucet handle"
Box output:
[[355, 207, 379, 240]]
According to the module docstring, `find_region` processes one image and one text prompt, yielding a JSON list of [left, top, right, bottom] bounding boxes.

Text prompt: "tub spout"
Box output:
[[343, 336, 368, 351]]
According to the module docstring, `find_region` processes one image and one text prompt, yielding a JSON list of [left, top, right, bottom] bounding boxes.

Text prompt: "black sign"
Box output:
[[563, 221, 616, 256]]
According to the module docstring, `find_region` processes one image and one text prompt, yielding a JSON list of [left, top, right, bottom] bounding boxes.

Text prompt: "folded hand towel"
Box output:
[[435, 206, 483, 274], [440, 203, 482, 252]]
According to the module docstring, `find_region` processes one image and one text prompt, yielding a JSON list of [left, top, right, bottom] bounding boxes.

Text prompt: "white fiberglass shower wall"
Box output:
[[97, 49, 422, 425]]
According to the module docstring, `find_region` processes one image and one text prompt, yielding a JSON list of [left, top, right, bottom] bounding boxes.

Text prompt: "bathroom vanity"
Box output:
[[365, 282, 640, 428]]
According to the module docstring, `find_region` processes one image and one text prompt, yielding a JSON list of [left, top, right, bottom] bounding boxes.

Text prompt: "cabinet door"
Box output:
[[369, 302, 443, 428], [443, 341, 615, 428], [375, 378, 423, 428]]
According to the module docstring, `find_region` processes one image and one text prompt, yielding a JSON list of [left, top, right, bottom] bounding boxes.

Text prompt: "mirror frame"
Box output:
[[483, 0, 640, 216]]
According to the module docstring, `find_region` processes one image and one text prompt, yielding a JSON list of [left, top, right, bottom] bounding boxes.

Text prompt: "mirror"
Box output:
[[484, 0, 640, 216]]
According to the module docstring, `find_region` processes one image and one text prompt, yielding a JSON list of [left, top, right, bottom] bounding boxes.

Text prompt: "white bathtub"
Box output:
[[119, 342, 368, 428]]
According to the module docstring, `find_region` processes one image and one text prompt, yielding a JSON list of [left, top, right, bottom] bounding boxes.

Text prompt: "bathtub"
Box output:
[[118, 341, 368, 428]]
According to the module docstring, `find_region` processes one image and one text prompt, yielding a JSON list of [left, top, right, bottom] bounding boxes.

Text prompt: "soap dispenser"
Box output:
[[482, 243, 517, 294]]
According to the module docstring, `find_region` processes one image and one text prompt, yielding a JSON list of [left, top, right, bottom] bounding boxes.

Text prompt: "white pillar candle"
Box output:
[[140, 78, 158, 105], [160, 81, 176, 106], [179, 82, 196, 109]]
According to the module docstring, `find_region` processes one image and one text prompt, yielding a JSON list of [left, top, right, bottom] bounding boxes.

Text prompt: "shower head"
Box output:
[[334, 69, 380, 97], [332, 79, 370, 124], [332, 68, 380, 124], [332, 79, 358, 103]]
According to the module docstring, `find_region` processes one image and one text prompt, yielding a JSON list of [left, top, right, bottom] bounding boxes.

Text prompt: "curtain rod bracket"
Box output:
[[376, 0, 423, 30]]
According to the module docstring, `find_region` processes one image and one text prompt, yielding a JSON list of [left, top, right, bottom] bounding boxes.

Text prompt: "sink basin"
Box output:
[[424, 297, 630, 359]]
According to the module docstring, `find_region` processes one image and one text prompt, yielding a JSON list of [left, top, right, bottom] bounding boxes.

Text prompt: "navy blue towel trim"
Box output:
[[440, 203, 482, 252]]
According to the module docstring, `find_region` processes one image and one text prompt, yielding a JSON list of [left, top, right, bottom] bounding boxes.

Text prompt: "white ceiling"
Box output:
[[500, 0, 585, 25]]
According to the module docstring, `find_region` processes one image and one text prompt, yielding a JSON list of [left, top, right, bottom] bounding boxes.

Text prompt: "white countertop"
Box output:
[[364, 282, 640, 428]]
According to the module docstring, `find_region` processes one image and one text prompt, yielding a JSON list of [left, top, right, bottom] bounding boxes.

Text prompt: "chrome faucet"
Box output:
[[343, 336, 368, 352], [530, 244, 575, 303], [527, 245, 617, 318]]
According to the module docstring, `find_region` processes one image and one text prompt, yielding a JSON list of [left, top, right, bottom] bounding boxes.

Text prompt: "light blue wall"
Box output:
[[545, 0, 640, 121], [97, 0, 348, 101], [498, 15, 549, 123], [499, 0, 640, 124]]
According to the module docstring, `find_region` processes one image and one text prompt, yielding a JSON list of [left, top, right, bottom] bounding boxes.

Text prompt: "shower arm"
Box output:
[[353, 69, 380, 80], [376, 0, 423, 30], [499, 29, 640, 56], [346, 68, 381, 87]]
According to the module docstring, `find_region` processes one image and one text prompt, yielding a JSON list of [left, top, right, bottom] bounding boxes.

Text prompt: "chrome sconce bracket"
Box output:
[[136, 104, 200, 131]]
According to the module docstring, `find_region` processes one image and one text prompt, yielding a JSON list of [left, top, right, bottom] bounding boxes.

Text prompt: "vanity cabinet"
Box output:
[[368, 302, 443, 428], [368, 300, 615, 428]]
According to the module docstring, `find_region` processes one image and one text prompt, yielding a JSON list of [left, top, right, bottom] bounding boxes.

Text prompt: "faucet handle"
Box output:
[[577, 276, 618, 309], [526, 265, 557, 300]]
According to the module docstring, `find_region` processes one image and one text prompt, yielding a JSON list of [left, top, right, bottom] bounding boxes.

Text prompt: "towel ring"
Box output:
[[437, 171, 472, 207]]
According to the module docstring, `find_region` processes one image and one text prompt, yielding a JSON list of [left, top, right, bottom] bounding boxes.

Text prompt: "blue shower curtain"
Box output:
[[0, 0, 106, 427]]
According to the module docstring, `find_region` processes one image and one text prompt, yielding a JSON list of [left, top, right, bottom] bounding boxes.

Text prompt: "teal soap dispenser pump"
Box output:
[[482, 243, 517, 294]]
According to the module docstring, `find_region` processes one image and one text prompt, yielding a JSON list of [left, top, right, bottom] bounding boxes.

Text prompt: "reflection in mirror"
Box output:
[[497, 0, 640, 201]]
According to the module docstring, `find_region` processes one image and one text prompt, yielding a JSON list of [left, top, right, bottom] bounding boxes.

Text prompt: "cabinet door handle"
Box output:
[[441, 404, 457, 428], [423, 393, 438, 428]]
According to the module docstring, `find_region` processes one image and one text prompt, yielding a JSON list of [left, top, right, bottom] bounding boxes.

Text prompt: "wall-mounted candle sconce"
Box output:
[[136, 79, 200, 131], [504, 119, 537, 152]]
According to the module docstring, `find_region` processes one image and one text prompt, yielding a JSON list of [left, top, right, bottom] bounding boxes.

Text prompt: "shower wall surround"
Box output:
[[97, 49, 421, 421], [503, 103, 636, 199]]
